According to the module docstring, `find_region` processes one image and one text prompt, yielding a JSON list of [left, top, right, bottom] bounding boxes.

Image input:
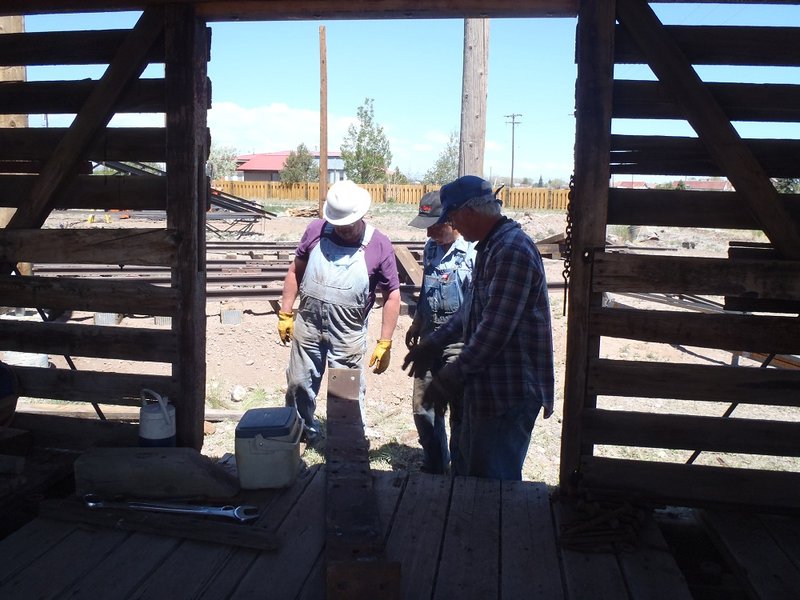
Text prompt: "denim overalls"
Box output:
[[285, 223, 374, 435]]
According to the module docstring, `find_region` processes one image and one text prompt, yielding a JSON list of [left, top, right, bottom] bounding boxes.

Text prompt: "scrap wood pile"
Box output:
[[558, 499, 646, 551], [286, 206, 319, 218]]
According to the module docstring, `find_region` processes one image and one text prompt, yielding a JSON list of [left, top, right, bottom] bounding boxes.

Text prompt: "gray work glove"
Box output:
[[423, 362, 464, 417], [405, 314, 424, 349], [402, 339, 442, 379]]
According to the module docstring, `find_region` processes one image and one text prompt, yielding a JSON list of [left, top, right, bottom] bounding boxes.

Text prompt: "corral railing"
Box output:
[[211, 180, 570, 211]]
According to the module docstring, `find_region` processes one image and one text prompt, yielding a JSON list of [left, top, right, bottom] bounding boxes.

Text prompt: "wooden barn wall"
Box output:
[[562, 0, 800, 511], [0, 7, 209, 448]]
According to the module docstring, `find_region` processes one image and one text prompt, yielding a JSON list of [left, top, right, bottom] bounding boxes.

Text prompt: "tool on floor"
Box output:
[[84, 494, 259, 523]]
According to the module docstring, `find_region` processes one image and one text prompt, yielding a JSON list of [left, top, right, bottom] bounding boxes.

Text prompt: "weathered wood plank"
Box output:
[[592, 252, 800, 299], [6, 7, 165, 233], [561, 0, 616, 495], [0, 228, 177, 266], [758, 513, 800, 571], [394, 243, 423, 287], [0, 29, 163, 66], [0, 274, 178, 317], [12, 366, 176, 405], [610, 135, 800, 179], [589, 306, 800, 354], [384, 473, 451, 600], [582, 408, 800, 457], [0, 174, 166, 211], [435, 477, 500, 599], [0, 127, 166, 162], [617, 516, 693, 600], [0, 518, 76, 585], [501, 481, 564, 599], [0, 319, 177, 362], [553, 501, 630, 600], [0, 526, 128, 598], [615, 25, 800, 67], [0, 79, 165, 114], [56, 532, 178, 600], [607, 188, 800, 229], [701, 509, 800, 599], [616, 0, 800, 259], [581, 456, 800, 510], [613, 80, 800, 122], [165, 4, 208, 450], [589, 358, 800, 406]]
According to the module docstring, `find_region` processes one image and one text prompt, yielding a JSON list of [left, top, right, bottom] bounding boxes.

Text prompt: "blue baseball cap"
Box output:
[[437, 175, 495, 223]]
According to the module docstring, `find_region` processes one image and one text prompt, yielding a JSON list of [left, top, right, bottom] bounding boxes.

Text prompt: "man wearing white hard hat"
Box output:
[[279, 180, 401, 444]]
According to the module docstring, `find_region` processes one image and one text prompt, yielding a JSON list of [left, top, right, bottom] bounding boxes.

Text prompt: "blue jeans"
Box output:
[[456, 402, 540, 480]]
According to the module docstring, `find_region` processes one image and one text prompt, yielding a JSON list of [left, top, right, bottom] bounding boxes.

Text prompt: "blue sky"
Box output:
[[23, 4, 800, 183]]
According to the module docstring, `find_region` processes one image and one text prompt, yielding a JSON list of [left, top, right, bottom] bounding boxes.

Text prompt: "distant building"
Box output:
[[235, 150, 346, 183], [612, 180, 649, 189], [677, 179, 733, 192]]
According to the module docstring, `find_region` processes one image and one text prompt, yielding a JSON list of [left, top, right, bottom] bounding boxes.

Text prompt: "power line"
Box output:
[[504, 113, 522, 187]]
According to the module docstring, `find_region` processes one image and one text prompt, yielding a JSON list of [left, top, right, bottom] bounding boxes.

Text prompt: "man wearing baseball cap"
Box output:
[[279, 180, 401, 444], [404, 175, 554, 480], [406, 190, 476, 474]]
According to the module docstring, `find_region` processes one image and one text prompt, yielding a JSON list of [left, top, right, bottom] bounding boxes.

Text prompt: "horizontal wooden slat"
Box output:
[[615, 25, 800, 67], [589, 306, 800, 354], [0, 79, 165, 114], [607, 188, 800, 229], [0, 320, 176, 362], [583, 408, 800, 457], [592, 252, 800, 299], [0, 228, 177, 266], [613, 80, 800, 122], [581, 456, 800, 510], [0, 275, 178, 317], [610, 135, 800, 178], [0, 128, 165, 163], [589, 358, 800, 406], [12, 365, 176, 405], [0, 175, 166, 211], [0, 29, 163, 66]]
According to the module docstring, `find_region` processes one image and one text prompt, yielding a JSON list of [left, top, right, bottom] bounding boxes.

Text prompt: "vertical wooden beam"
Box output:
[[560, 0, 616, 494], [615, 0, 800, 260], [319, 25, 328, 217], [458, 18, 489, 177], [165, 5, 209, 449]]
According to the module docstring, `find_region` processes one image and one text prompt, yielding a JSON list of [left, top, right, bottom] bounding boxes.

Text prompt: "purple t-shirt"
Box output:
[[296, 219, 400, 303]]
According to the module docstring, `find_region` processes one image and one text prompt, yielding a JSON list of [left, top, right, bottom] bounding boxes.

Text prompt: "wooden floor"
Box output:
[[1, 465, 799, 599]]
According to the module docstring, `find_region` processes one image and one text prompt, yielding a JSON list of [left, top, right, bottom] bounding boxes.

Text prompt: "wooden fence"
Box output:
[[212, 180, 570, 211]]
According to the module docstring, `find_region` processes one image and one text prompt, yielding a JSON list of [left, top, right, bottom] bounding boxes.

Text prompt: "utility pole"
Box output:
[[458, 18, 489, 177], [318, 26, 328, 217], [504, 113, 521, 187]]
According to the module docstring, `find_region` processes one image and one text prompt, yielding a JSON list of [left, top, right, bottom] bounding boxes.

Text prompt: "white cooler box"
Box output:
[[235, 407, 303, 489]]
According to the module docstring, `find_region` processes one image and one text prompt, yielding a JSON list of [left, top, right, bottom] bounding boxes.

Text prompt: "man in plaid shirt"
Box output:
[[403, 175, 554, 480]]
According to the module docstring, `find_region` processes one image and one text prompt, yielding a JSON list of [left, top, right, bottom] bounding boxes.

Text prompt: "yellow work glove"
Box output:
[[277, 311, 294, 344], [369, 339, 392, 374]]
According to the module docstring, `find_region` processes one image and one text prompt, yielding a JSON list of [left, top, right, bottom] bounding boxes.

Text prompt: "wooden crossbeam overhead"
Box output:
[[615, 0, 800, 260], [2, 7, 164, 240], [0, 1, 578, 20]]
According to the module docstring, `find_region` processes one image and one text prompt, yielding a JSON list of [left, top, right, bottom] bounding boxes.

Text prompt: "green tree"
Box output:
[[422, 131, 459, 185], [388, 167, 409, 185], [341, 98, 392, 183], [207, 142, 239, 179], [537, 175, 544, 187], [774, 178, 800, 193], [281, 143, 319, 183]]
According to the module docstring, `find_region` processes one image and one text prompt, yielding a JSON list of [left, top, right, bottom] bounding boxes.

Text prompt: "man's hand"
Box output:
[[423, 362, 463, 416], [405, 314, 423, 349], [369, 339, 392, 374], [402, 340, 441, 378], [278, 311, 294, 344]]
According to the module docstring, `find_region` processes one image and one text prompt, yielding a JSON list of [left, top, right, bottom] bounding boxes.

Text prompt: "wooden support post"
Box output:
[[165, 5, 209, 449], [560, 0, 616, 495], [459, 18, 489, 177]]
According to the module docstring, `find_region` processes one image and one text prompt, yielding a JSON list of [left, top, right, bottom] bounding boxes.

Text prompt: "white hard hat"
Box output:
[[323, 180, 371, 226]]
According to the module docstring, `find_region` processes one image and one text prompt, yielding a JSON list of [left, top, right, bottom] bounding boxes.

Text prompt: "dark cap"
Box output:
[[408, 191, 442, 229], [437, 175, 495, 223]]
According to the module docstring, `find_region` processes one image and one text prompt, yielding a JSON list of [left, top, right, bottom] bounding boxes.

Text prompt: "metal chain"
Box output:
[[561, 174, 575, 316]]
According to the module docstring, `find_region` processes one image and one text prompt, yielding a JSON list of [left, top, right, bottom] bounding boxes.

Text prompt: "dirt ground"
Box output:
[[20, 203, 800, 486]]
